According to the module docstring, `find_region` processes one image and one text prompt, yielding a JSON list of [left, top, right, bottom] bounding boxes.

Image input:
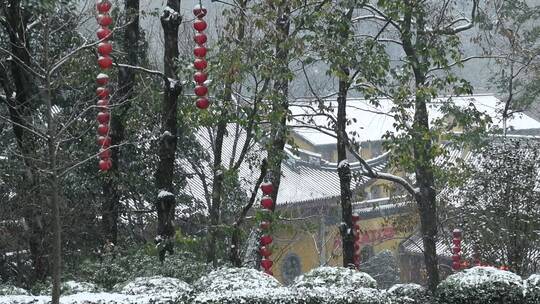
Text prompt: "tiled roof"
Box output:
[[179, 124, 390, 214]]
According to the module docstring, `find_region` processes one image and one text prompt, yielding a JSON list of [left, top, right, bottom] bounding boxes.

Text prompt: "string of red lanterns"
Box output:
[[352, 213, 361, 269], [451, 229, 462, 271], [96, 0, 113, 172], [193, 4, 209, 110], [259, 181, 274, 275]]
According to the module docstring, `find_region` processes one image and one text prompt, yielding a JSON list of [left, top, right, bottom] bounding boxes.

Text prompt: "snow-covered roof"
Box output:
[[179, 124, 389, 212], [290, 95, 540, 146]]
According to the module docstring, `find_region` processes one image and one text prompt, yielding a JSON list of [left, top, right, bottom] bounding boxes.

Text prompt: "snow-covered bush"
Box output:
[[386, 284, 431, 304], [190, 268, 292, 304], [0, 284, 30, 296], [525, 274, 540, 304], [193, 267, 281, 293], [115, 276, 192, 302], [291, 267, 383, 304], [436, 266, 525, 304], [30, 281, 100, 296], [293, 266, 377, 290]]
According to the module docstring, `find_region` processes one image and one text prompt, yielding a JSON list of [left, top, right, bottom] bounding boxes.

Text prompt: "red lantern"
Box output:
[[98, 42, 113, 55], [97, 124, 109, 136], [194, 85, 208, 97], [194, 46, 207, 58], [193, 19, 207, 32], [99, 148, 111, 159], [352, 213, 360, 222], [261, 258, 273, 270], [99, 159, 112, 171], [260, 235, 272, 246], [98, 56, 113, 69], [452, 238, 461, 246], [261, 196, 273, 210], [260, 182, 273, 195], [196, 97, 209, 109], [452, 229, 462, 238], [259, 246, 271, 257], [97, 136, 111, 147], [96, 0, 112, 13], [193, 5, 207, 18], [194, 71, 208, 84], [452, 246, 461, 254], [194, 58, 208, 70], [96, 87, 109, 99], [259, 221, 270, 230], [194, 33, 207, 45], [97, 99, 109, 110], [97, 111, 110, 124], [97, 27, 112, 40], [96, 73, 109, 85], [264, 269, 273, 276], [452, 261, 461, 270], [97, 14, 113, 26], [354, 243, 360, 251], [452, 254, 460, 262]]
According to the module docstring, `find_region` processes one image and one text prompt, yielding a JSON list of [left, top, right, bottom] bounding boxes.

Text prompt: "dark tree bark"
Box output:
[[102, 0, 140, 244], [0, 1, 48, 282], [402, 6, 440, 291], [336, 68, 355, 268], [268, 3, 290, 210], [155, 0, 182, 262]]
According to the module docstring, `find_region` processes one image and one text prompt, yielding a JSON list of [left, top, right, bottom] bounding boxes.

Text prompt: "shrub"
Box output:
[[76, 250, 208, 290], [386, 283, 431, 304], [293, 266, 377, 290], [436, 266, 524, 304], [525, 274, 540, 304], [115, 275, 192, 303], [0, 284, 30, 296]]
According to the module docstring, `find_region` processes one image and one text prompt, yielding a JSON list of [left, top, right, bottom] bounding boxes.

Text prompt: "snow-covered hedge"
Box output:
[[31, 281, 100, 296], [293, 266, 377, 290], [291, 267, 383, 304], [525, 274, 540, 304], [385, 284, 431, 304], [190, 267, 287, 304], [0, 285, 30, 296], [436, 266, 525, 304], [115, 276, 191, 302], [193, 267, 281, 293]]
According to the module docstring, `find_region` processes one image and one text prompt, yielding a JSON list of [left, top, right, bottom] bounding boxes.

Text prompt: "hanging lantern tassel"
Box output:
[[193, 4, 209, 110], [352, 213, 361, 270], [95, 0, 113, 172], [258, 180, 275, 275], [452, 229, 462, 271]]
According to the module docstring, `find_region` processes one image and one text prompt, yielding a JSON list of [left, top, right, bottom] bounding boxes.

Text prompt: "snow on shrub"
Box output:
[[436, 266, 524, 304], [193, 267, 281, 293], [385, 284, 431, 304], [190, 267, 293, 304], [293, 266, 377, 290], [525, 274, 540, 304], [0, 285, 30, 296], [61, 281, 100, 295], [292, 267, 383, 304], [115, 276, 192, 303]]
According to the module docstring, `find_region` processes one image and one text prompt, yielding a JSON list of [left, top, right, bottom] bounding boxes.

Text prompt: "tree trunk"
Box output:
[[336, 70, 355, 268], [207, 121, 226, 266], [102, 0, 140, 244], [412, 91, 440, 292], [155, 0, 182, 262], [401, 6, 440, 291], [268, 4, 290, 209]]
